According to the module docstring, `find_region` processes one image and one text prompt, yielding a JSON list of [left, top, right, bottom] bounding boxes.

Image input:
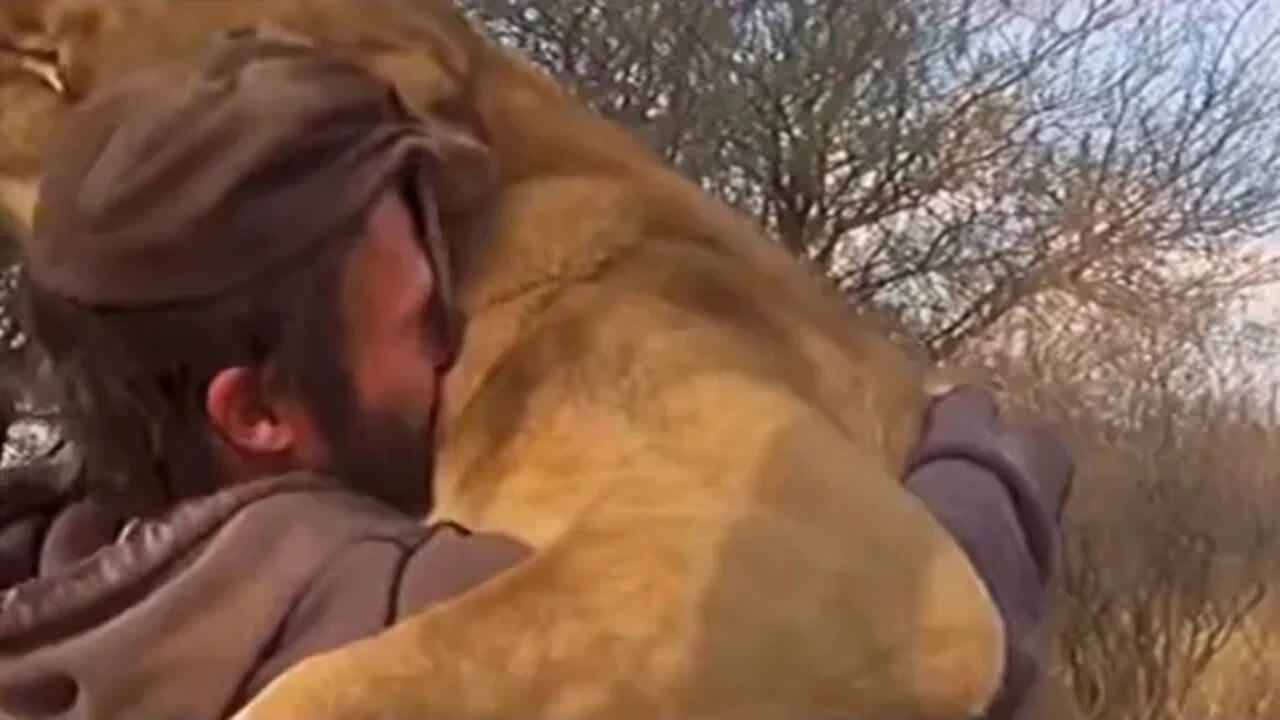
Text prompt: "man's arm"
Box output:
[[904, 386, 1074, 720], [238, 521, 530, 705], [394, 522, 532, 611]]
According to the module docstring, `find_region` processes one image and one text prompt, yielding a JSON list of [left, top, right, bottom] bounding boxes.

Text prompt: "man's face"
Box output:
[[321, 188, 447, 514]]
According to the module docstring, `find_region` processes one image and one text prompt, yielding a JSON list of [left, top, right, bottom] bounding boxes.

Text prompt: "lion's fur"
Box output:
[[0, 1, 1007, 718]]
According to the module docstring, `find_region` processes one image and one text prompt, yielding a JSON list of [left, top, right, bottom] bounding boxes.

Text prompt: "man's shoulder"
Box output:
[[239, 510, 531, 702], [0, 473, 426, 636], [395, 522, 532, 614], [0, 473, 444, 720], [224, 476, 532, 635], [226, 472, 431, 546]]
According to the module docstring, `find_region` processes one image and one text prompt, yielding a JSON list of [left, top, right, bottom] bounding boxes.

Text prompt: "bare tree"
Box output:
[[1060, 403, 1276, 720], [1187, 615, 1280, 719], [966, 287, 1280, 720], [464, 0, 1280, 358]]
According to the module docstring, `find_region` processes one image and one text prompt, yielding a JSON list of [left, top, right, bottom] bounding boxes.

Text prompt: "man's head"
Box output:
[[196, 184, 451, 516], [18, 31, 489, 518]]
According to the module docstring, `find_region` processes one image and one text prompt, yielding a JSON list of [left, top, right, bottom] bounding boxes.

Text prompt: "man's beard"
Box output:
[[293, 350, 439, 516], [323, 407, 434, 516]]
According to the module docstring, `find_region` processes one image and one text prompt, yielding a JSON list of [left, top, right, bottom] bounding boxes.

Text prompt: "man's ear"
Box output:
[[205, 367, 295, 456]]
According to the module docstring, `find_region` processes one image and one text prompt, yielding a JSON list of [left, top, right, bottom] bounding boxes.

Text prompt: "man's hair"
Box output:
[[18, 226, 362, 518]]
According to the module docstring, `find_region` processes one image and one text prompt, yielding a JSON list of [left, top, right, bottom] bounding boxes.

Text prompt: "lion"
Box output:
[[0, 1, 1009, 718]]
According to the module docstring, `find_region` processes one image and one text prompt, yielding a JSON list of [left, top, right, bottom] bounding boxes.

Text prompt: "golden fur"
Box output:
[[0, 1, 1006, 717]]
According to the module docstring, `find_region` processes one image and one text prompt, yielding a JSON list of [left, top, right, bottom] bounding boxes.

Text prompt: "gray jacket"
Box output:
[[0, 387, 1070, 720]]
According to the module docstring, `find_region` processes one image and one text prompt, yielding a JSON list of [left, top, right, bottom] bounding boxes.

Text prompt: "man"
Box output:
[[0, 33, 1070, 720]]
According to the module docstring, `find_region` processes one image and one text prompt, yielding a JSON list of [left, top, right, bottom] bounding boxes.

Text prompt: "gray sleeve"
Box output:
[[395, 523, 532, 615], [903, 386, 1073, 720], [240, 540, 406, 702], [906, 459, 1046, 720], [242, 523, 531, 702]]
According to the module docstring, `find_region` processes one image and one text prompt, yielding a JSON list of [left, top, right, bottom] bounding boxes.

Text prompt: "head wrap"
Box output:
[[25, 28, 491, 325]]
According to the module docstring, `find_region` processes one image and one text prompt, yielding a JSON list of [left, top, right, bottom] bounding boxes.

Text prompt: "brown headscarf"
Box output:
[[25, 28, 491, 329]]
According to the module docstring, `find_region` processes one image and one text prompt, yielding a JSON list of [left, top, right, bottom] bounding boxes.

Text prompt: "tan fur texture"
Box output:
[[0, 2, 1006, 717]]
